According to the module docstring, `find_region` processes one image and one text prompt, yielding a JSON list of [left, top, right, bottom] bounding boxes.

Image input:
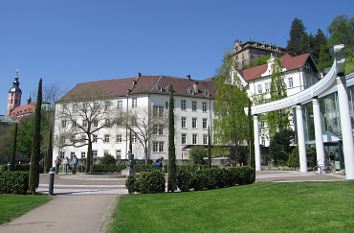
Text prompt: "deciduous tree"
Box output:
[[56, 88, 119, 173], [214, 53, 250, 163]]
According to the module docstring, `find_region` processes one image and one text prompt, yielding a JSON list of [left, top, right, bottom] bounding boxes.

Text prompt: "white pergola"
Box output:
[[250, 45, 354, 180]]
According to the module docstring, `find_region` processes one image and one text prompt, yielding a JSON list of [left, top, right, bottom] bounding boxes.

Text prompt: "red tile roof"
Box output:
[[59, 75, 215, 102], [9, 102, 36, 119], [241, 53, 310, 82]]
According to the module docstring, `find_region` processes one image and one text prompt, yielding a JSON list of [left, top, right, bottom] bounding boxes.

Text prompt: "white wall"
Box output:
[[53, 93, 214, 165]]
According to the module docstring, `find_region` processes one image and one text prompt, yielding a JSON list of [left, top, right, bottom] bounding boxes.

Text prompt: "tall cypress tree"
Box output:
[[207, 127, 212, 168], [167, 85, 176, 192], [29, 79, 42, 194], [10, 123, 18, 171]]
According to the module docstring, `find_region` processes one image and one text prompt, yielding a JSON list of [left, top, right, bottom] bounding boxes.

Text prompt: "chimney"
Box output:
[[137, 72, 142, 78], [193, 81, 198, 93], [186, 75, 191, 80]]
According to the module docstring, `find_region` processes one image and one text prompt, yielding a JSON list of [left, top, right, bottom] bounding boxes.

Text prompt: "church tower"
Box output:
[[6, 70, 22, 116]]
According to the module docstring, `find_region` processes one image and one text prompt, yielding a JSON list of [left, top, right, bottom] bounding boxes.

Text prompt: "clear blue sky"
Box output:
[[1, 0, 353, 113]]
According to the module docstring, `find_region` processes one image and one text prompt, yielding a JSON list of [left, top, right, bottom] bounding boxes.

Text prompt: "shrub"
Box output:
[[100, 154, 117, 165], [92, 164, 125, 173], [176, 168, 193, 192], [134, 164, 156, 173], [238, 167, 255, 185], [287, 149, 299, 168], [0, 171, 29, 194], [189, 146, 207, 165], [14, 163, 30, 171], [139, 170, 165, 194], [0, 165, 6, 172], [126, 175, 139, 194]]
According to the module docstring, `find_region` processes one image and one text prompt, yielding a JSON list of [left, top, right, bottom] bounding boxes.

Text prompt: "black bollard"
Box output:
[[49, 167, 55, 195]]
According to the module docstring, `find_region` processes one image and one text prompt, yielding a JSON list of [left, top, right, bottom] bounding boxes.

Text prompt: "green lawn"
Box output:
[[0, 195, 51, 224], [108, 182, 354, 233]]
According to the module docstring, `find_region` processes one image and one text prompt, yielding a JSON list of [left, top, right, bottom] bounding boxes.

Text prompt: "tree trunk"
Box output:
[[10, 123, 18, 171], [86, 138, 93, 173], [144, 140, 148, 165]]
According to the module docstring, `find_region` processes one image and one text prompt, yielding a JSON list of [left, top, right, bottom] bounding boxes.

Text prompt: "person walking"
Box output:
[[72, 156, 78, 174], [63, 157, 69, 175]]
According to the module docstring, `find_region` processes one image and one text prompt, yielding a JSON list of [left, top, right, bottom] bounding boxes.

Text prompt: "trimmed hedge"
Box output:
[[0, 171, 29, 194], [92, 164, 125, 173], [177, 166, 254, 192], [126, 170, 165, 194], [126, 166, 255, 194]]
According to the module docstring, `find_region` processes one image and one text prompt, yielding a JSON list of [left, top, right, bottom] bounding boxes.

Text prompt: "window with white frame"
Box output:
[[92, 134, 98, 142], [192, 101, 197, 111], [81, 152, 86, 158], [153, 141, 164, 152], [203, 134, 208, 145], [61, 120, 67, 128], [132, 134, 137, 143], [181, 117, 186, 128], [104, 150, 109, 156], [117, 100, 123, 109], [202, 118, 207, 129], [261, 137, 265, 146], [257, 84, 262, 94], [92, 150, 98, 157], [72, 103, 78, 112], [181, 133, 187, 144], [192, 134, 198, 144], [93, 119, 98, 127], [153, 124, 164, 135], [181, 100, 186, 110], [153, 105, 164, 117], [202, 102, 207, 112], [116, 134, 122, 143], [132, 97, 137, 108], [60, 151, 65, 159], [104, 134, 110, 143], [116, 150, 121, 160], [105, 118, 110, 126], [104, 101, 111, 111], [265, 82, 270, 93], [192, 118, 197, 128], [288, 77, 293, 88], [83, 120, 88, 128]]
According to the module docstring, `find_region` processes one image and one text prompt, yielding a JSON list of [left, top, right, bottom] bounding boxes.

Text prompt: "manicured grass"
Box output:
[[0, 195, 51, 224], [108, 182, 354, 233]]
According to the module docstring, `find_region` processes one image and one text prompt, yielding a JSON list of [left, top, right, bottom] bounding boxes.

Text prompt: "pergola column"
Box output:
[[312, 98, 325, 171], [253, 115, 261, 172], [336, 74, 354, 180], [295, 104, 307, 173]]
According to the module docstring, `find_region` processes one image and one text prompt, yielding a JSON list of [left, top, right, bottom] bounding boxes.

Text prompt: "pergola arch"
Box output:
[[249, 45, 354, 180]]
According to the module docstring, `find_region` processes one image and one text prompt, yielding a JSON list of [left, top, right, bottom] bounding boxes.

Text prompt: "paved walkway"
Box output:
[[0, 173, 127, 233], [256, 170, 345, 182], [0, 195, 117, 233], [37, 173, 128, 195]]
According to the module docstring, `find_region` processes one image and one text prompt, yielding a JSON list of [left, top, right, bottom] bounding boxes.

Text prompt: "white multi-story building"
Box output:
[[234, 53, 320, 146], [53, 74, 215, 162]]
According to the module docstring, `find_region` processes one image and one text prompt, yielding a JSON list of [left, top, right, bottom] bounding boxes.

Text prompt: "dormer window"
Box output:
[[157, 84, 163, 91], [188, 88, 194, 95], [204, 90, 209, 97]]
